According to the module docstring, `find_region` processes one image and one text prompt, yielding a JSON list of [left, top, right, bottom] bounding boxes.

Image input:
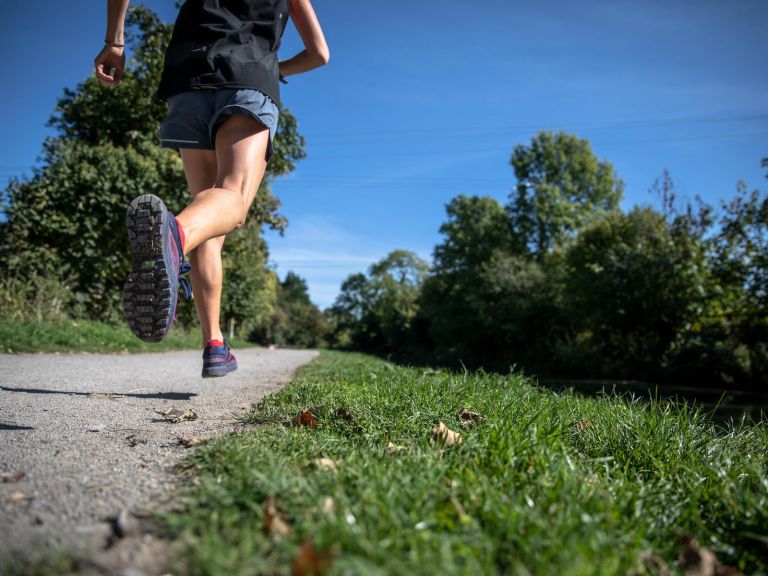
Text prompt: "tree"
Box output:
[[0, 5, 305, 321], [508, 131, 623, 260], [328, 250, 428, 356], [703, 175, 768, 387], [422, 195, 539, 368], [221, 223, 278, 339], [563, 207, 709, 378], [256, 272, 328, 348], [433, 195, 516, 274], [326, 273, 373, 348]]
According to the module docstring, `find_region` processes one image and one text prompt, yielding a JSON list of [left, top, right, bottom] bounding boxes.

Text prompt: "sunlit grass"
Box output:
[[0, 319, 252, 354], [164, 351, 767, 575]]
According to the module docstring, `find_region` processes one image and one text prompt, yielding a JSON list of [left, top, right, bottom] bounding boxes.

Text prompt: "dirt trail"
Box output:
[[0, 347, 318, 574]]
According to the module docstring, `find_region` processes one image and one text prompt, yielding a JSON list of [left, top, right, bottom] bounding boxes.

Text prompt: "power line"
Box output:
[[303, 130, 768, 159], [302, 112, 768, 144]]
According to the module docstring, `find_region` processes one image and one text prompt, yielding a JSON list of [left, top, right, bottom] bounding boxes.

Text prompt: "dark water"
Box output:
[[538, 378, 767, 424]]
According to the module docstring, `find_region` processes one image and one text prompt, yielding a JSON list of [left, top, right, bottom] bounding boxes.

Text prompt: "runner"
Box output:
[[94, 0, 329, 377]]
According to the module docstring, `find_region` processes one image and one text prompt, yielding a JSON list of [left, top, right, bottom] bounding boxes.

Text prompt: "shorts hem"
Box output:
[[160, 140, 214, 151]]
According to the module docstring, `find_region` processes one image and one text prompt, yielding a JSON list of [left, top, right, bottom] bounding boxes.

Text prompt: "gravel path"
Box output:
[[0, 347, 318, 574]]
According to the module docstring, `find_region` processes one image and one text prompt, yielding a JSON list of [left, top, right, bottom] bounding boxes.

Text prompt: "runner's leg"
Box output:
[[179, 148, 225, 345], [175, 116, 270, 254]]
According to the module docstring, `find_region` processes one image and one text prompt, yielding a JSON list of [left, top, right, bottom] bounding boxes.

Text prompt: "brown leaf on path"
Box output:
[[677, 534, 744, 576], [155, 407, 198, 423], [431, 421, 462, 447], [292, 410, 318, 428], [263, 496, 291, 540], [126, 434, 147, 447], [1, 472, 25, 483], [5, 491, 28, 502], [310, 458, 339, 473], [291, 540, 338, 576], [458, 408, 484, 428], [176, 436, 208, 448]]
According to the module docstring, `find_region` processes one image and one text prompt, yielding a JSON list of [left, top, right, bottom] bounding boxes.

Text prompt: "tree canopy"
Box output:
[[508, 131, 623, 260]]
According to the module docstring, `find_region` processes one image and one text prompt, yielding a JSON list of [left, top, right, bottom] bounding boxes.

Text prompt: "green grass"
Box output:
[[163, 351, 768, 575], [0, 319, 252, 354]]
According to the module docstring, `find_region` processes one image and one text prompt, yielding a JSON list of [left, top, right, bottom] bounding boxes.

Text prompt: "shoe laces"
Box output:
[[179, 262, 192, 299]]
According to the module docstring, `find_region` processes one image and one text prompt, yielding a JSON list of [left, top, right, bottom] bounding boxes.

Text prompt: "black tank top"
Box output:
[[157, 0, 289, 106]]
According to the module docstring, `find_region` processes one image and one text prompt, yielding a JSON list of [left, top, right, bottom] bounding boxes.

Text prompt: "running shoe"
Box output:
[[122, 194, 191, 342], [202, 340, 238, 378]]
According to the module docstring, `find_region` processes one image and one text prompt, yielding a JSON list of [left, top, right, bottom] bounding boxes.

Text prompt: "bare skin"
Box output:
[[96, 0, 329, 346], [179, 118, 270, 343]]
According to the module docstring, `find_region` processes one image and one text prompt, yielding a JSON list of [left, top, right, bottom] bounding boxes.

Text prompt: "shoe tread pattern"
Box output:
[[122, 194, 173, 342]]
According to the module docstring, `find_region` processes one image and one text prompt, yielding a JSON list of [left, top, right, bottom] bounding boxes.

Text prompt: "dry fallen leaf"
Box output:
[[677, 534, 744, 576], [176, 436, 208, 448], [263, 496, 291, 540], [322, 496, 336, 514], [126, 434, 146, 447], [292, 410, 318, 429], [155, 407, 198, 423], [386, 442, 401, 454], [291, 540, 338, 576], [311, 458, 339, 473], [458, 408, 484, 429], [431, 421, 462, 447], [639, 552, 670, 576], [1, 472, 25, 484], [5, 491, 28, 502]]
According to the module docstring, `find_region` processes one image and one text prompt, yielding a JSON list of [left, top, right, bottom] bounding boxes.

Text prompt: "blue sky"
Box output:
[[1, 1, 766, 308]]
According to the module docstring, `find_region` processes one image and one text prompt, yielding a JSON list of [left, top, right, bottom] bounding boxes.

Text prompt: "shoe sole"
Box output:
[[122, 194, 176, 343], [202, 361, 238, 378]]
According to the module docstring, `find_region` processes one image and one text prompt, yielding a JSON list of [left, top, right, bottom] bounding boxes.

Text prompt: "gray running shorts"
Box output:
[[159, 88, 279, 160]]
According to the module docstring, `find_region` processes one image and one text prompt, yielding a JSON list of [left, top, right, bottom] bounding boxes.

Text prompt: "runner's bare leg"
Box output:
[[177, 115, 270, 344], [177, 116, 270, 252]]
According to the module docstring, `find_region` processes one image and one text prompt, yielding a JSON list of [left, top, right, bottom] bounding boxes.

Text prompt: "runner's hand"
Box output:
[[94, 45, 125, 86]]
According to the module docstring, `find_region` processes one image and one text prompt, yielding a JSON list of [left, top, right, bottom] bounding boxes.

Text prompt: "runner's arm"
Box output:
[[280, 0, 330, 78], [94, 0, 130, 86]]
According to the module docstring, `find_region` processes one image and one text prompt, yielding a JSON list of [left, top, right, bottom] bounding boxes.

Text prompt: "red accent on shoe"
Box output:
[[208, 339, 225, 348], [177, 220, 186, 254]]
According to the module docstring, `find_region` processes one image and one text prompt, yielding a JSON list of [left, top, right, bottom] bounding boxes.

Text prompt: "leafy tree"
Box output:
[[702, 174, 768, 387], [325, 273, 373, 348], [563, 206, 709, 378], [328, 250, 428, 355], [432, 195, 516, 274], [0, 5, 305, 321], [508, 131, 623, 260], [221, 223, 278, 339], [367, 250, 429, 353], [256, 272, 328, 348], [422, 195, 534, 368]]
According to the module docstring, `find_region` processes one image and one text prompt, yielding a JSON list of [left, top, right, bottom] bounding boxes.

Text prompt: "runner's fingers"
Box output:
[[94, 61, 121, 86]]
